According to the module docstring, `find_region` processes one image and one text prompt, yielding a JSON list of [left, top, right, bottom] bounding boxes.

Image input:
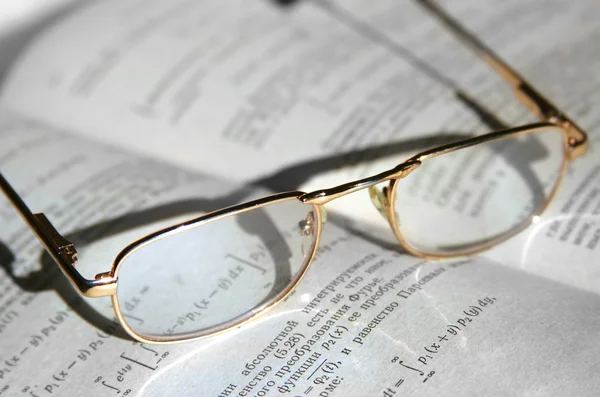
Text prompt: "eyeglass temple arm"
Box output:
[[418, 0, 588, 159], [0, 172, 116, 297]]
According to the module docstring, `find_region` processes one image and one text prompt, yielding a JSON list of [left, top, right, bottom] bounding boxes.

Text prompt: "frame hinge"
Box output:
[[565, 123, 589, 160], [33, 213, 78, 266]]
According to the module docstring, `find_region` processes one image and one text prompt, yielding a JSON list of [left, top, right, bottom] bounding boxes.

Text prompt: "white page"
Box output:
[[0, 0, 503, 181], [1, 112, 600, 395]]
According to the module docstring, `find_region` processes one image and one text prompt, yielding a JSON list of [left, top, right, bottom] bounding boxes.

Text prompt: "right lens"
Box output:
[[392, 127, 566, 256], [114, 196, 320, 342]]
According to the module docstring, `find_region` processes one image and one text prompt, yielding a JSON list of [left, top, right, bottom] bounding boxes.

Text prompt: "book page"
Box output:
[[1, 112, 599, 396], [0, 0, 507, 180]]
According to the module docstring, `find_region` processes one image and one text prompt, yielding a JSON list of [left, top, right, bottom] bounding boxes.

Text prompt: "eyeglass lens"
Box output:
[[393, 128, 565, 255], [115, 198, 319, 341]]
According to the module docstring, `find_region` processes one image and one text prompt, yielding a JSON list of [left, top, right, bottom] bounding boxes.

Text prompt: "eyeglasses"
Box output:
[[0, 1, 588, 344]]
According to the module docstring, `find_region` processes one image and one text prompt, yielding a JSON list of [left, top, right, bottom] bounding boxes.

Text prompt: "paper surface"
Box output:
[[1, 116, 600, 396], [0, 0, 600, 396], [0, 0, 502, 178]]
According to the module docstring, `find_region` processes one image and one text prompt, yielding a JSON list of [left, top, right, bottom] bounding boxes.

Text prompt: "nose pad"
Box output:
[[369, 184, 391, 221], [298, 210, 315, 237], [299, 210, 316, 257]]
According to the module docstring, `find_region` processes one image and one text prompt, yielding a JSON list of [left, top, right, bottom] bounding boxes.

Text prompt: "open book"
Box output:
[[1, 0, 599, 395]]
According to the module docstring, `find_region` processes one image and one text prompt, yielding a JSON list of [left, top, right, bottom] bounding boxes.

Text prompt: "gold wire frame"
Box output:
[[0, 1, 589, 343]]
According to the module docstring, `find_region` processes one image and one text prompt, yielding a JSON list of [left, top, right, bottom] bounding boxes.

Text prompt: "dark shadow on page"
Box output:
[[251, 133, 472, 191]]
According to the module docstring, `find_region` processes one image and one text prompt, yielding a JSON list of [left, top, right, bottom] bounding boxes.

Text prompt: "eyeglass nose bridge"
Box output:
[[300, 160, 420, 206]]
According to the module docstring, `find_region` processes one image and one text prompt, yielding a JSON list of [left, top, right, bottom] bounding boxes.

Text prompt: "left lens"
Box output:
[[114, 196, 320, 342], [391, 127, 566, 256]]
